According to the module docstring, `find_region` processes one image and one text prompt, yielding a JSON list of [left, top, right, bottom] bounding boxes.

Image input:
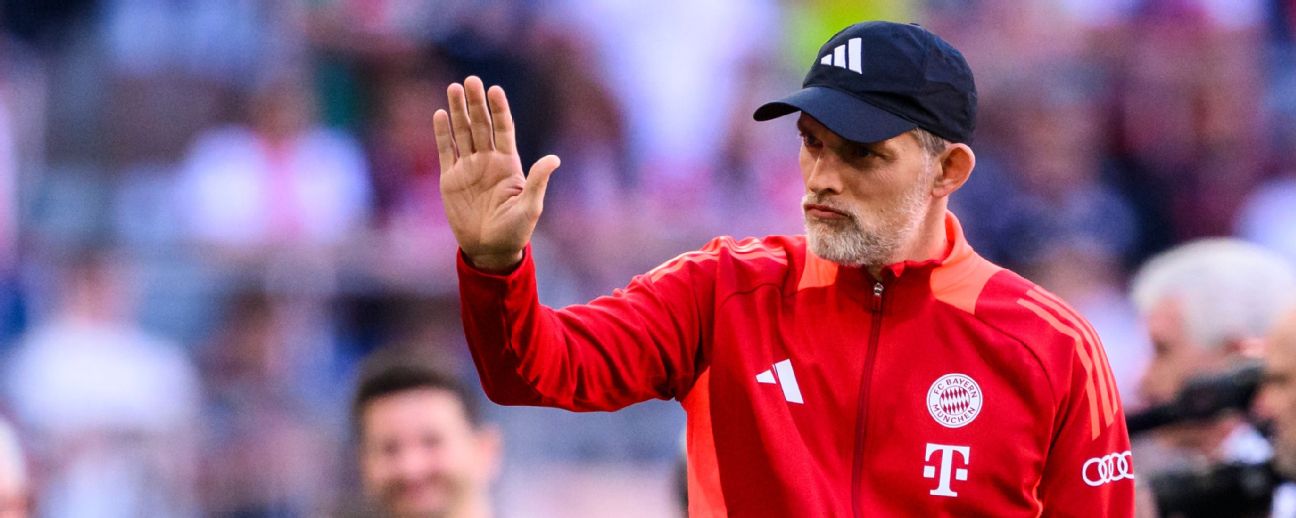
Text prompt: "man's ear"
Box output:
[[933, 143, 975, 197], [475, 424, 504, 481]]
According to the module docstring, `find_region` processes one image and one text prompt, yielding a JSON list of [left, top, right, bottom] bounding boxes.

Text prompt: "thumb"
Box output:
[[522, 154, 560, 214]]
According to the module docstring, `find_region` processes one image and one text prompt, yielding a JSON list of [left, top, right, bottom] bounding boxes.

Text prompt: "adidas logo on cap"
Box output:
[[819, 37, 862, 74]]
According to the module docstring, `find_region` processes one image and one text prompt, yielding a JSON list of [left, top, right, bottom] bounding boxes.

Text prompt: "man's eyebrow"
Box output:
[[795, 120, 809, 133], [849, 139, 887, 153]]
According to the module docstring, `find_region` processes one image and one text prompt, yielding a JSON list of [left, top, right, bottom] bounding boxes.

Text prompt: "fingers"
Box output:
[[522, 155, 561, 216], [487, 85, 516, 155], [433, 109, 456, 173], [447, 82, 474, 154], [464, 76, 494, 151]]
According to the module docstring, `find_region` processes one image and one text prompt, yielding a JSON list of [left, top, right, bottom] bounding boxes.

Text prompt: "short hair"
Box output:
[[1130, 239, 1296, 351], [911, 128, 949, 157], [351, 363, 481, 439]]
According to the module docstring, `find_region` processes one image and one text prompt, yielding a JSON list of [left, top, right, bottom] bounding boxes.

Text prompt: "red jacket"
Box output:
[[457, 212, 1135, 517]]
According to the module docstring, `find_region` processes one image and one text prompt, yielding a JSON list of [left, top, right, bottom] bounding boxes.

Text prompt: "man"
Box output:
[[4, 250, 200, 516], [1127, 239, 1296, 517], [436, 21, 1134, 515], [1254, 307, 1296, 517], [353, 362, 501, 518], [1129, 239, 1296, 465]]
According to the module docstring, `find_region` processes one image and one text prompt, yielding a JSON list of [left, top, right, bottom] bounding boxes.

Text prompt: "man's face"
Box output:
[[1137, 297, 1239, 452], [360, 389, 498, 518], [1255, 316, 1296, 478], [796, 114, 937, 267]]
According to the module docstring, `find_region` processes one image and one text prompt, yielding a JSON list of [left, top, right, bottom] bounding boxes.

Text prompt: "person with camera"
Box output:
[[1129, 239, 1296, 516], [1254, 307, 1296, 518]]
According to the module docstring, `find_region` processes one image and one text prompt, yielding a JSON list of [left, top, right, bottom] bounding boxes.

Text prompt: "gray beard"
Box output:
[[805, 218, 896, 267], [802, 187, 929, 268]]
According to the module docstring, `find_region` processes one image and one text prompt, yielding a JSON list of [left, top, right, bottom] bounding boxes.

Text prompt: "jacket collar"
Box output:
[[798, 212, 1002, 313]]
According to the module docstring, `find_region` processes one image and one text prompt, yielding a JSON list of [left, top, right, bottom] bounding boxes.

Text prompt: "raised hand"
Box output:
[[435, 76, 560, 272]]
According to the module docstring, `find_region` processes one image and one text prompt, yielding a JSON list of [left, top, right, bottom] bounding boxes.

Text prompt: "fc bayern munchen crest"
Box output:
[[927, 373, 983, 428]]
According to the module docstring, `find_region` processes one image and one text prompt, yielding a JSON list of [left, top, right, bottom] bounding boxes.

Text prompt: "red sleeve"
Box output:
[[1036, 339, 1136, 517], [456, 243, 716, 411]]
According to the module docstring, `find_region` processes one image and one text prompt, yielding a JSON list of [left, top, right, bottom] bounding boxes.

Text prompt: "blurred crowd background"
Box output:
[[0, 0, 1294, 516]]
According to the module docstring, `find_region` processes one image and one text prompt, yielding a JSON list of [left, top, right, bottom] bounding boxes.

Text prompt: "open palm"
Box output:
[[435, 76, 560, 272]]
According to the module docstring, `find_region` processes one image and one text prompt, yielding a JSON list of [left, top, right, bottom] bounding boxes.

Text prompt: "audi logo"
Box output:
[[1082, 451, 1135, 487]]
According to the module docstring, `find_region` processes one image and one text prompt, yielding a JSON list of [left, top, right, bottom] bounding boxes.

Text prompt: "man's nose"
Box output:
[[395, 449, 436, 481], [805, 155, 844, 195], [1252, 384, 1276, 422]]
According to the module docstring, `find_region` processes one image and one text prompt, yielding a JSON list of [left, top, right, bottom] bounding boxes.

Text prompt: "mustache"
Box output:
[[801, 194, 857, 221]]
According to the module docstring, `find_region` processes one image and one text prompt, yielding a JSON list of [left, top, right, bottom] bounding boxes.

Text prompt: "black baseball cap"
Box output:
[[753, 21, 976, 144]]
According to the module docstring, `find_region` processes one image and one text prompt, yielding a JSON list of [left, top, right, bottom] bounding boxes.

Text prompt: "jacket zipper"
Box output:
[[852, 281, 886, 518]]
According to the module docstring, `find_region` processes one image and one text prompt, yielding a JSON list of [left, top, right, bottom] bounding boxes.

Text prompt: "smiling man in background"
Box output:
[[353, 361, 501, 518]]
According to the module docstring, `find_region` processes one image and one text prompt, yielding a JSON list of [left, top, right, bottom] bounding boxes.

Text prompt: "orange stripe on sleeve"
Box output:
[[1026, 290, 1116, 426], [648, 250, 719, 283], [649, 242, 787, 284], [729, 248, 789, 264], [1018, 298, 1102, 440], [1029, 288, 1123, 420]]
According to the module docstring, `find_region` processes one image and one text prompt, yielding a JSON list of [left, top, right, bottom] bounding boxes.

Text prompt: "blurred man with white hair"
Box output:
[[1255, 305, 1296, 518], [1131, 238, 1296, 465]]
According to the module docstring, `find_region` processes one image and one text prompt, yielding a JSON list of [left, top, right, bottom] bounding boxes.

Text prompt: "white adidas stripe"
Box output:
[[819, 37, 863, 74], [754, 360, 804, 404], [848, 37, 862, 73], [773, 359, 803, 404]]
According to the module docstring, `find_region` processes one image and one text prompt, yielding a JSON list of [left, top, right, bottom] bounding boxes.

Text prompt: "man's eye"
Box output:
[[800, 133, 820, 147], [851, 146, 874, 159]]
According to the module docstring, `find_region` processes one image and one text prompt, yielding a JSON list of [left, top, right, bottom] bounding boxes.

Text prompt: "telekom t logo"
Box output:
[[923, 443, 970, 497]]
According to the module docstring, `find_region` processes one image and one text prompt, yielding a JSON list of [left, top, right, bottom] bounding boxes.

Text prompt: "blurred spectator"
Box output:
[[4, 248, 200, 517], [1258, 302, 1296, 518], [197, 291, 341, 516], [174, 74, 370, 253], [367, 74, 448, 231], [952, 66, 1139, 271], [1108, 1, 1268, 257], [362, 71, 465, 288], [526, 27, 636, 302], [558, 0, 776, 192], [0, 416, 29, 518], [101, 0, 308, 84], [1129, 239, 1296, 473], [351, 355, 500, 518], [1256, 306, 1296, 518]]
